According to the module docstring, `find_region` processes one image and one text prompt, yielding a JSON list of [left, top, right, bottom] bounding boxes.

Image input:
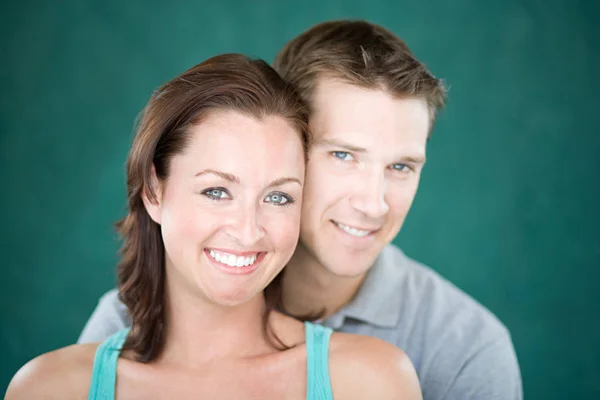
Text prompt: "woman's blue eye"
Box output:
[[265, 192, 293, 206], [332, 151, 354, 161], [203, 188, 229, 200]]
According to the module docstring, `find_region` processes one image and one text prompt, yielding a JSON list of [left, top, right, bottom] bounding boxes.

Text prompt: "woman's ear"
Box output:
[[142, 164, 163, 225]]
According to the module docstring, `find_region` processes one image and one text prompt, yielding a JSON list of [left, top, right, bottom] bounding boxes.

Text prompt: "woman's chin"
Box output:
[[206, 286, 261, 308]]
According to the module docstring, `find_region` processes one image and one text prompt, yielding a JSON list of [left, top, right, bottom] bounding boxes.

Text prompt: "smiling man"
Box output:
[[79, 20, 522, 400]]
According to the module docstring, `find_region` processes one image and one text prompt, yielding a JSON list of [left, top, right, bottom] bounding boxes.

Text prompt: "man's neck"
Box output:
[[281, 243, 367, 320]]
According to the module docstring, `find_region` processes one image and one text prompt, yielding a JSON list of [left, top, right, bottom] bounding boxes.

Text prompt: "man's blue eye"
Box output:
[[332, 151, 353, 161], [392, 164, 409, 172]]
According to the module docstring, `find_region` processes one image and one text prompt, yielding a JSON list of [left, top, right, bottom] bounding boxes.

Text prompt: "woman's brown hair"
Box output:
[[116, 53, 310, 362]]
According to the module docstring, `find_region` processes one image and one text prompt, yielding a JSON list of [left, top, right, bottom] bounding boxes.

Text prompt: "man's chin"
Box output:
[[319, 252, 377, 278], [297, 236, 380, 277]]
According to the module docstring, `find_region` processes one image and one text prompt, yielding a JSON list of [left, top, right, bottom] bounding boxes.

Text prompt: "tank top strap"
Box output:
[[304, 321, 334, 400], [88, 328, 130, 400]]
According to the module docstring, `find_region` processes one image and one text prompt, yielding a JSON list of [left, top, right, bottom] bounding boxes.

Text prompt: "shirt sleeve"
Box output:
[[441, 332, 523, 400], [76, 288, 131, 344]]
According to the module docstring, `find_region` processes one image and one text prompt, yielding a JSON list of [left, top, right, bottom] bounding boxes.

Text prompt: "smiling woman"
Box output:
[[144, 110, 306, 311], [113, 54, 310, 365], [5, 53, 421, 400]]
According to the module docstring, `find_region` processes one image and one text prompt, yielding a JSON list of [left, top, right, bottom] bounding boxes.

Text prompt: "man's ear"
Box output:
[[142, 164, 163, 225]]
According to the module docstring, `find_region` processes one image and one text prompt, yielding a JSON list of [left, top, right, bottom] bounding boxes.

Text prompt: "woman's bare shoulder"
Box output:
[[5, 343, 98, 400], [328, 332, 422, 400]]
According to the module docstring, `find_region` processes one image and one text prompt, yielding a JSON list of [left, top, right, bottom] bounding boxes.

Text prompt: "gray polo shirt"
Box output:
[[78, 245, 522, 399]]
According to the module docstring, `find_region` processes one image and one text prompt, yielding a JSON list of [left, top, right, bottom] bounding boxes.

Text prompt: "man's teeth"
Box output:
[[335, 222, 371, 237], [209, 250, 258, 267]]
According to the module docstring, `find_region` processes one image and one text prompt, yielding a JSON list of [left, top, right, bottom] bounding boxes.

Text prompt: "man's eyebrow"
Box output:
[[268, 177, 303, 188], [316, 138, 367, 153], [397, 154, 427, 164], [318, 138, 426, 164], [194, 169, 240, 183]]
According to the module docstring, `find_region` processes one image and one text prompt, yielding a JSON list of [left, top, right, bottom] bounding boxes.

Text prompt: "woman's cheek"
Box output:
[[270, 210, 302, 252]]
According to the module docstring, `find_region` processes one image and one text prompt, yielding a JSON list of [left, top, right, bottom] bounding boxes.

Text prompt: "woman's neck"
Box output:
[[157, 274, 272, 369]]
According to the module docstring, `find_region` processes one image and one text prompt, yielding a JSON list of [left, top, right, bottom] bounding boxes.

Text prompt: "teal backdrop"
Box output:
[[1, 0, 599, 398]]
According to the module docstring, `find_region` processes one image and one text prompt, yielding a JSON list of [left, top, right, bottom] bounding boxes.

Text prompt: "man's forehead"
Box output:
[[308, 84, 429, 155], [310, 79, 390, 113], [311, 82, 429, 124], [309, 109, 428, 149]]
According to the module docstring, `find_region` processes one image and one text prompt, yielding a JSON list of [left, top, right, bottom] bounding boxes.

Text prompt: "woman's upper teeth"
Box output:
[[208, 250, 258, 267]]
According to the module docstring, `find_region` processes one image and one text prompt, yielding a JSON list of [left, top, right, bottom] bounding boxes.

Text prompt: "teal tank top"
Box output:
[[88, 321, 333, 400]]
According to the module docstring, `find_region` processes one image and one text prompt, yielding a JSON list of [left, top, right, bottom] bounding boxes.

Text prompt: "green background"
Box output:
[[1, 0, 598, 398]]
